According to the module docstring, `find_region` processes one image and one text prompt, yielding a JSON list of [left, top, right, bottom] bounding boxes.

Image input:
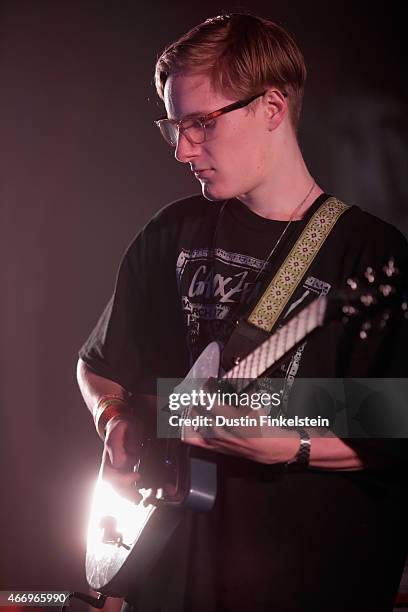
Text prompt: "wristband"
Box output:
[[92, 394, 127, 421], [93, 396, 131, 440], [285, 428, 311, 469]]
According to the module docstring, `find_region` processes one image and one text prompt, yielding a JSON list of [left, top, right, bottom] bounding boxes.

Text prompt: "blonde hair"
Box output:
[[155, 13, 307, 130]]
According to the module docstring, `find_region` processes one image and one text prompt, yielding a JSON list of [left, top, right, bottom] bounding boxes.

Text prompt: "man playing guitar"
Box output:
[[78, 13, 408, 612]]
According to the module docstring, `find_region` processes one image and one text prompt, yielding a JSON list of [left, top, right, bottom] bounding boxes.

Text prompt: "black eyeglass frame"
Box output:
[[154, 90, 287, 147]]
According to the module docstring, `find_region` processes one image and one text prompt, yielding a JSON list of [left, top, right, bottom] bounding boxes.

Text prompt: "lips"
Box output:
[[193, 169, 213, 179]]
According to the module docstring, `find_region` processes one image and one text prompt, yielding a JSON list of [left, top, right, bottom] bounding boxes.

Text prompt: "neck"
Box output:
[[237, 138, 323, 220]]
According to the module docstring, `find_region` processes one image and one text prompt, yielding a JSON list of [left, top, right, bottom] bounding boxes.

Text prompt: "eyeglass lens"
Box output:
[[159, 118, 205, 147]]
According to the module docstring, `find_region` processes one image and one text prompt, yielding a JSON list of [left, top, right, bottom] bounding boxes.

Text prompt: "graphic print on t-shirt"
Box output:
[[176, 247, 274, 364], [176, 247, 332, 383]]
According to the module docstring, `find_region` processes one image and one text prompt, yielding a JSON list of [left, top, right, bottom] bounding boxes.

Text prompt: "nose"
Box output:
[[174, 130, 200, 163]]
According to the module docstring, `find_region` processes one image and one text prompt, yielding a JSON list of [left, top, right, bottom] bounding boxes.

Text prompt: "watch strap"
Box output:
[[285, 427, 311, 468]]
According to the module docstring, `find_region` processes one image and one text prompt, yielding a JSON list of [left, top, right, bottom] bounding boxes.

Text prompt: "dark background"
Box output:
[[1, 0, 407, 606]]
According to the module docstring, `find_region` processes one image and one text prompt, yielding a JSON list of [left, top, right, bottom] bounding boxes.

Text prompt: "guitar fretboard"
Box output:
[[222, 296, 327, 392]]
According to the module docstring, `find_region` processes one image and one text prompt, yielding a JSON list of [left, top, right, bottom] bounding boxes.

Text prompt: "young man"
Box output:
[[78, 14, 407, 612]]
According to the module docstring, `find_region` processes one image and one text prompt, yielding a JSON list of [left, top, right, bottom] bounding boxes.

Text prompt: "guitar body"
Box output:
[[86, 342, 221, 596]]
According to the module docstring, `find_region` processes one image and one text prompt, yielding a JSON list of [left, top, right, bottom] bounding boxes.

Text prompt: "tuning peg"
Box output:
[[360, 321, 371, 338], [383, 258, 398, 277], [379, 284, 393, 297], [380, 311, 391, 328], [364, 267, 375, 283], [342, 304, 358, 316], [360, 293, 375, 307], [346, 278, 358, 290], [359, 321, 372, 340], [342, 303, 358, 324]]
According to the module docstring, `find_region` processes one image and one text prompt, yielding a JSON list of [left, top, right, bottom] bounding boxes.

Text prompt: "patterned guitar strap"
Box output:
[[221, 196, 350, 371]]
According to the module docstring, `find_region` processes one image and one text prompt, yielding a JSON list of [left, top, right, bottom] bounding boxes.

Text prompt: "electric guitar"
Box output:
[[85, 261, 406, 597]]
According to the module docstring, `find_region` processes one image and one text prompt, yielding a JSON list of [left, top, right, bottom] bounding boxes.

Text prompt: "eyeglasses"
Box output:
[[155, 91, 286, 147]]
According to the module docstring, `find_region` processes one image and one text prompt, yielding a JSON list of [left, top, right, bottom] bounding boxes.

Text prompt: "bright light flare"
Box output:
[[86, 477, 158, 583]]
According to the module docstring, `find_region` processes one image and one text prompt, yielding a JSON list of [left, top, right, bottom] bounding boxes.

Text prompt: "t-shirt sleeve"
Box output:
[[78, 229, 153, 393], [78, 203, 190, 392]]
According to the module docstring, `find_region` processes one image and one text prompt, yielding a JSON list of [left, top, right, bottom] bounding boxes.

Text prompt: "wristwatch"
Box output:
[[285, 428, 311, 468]]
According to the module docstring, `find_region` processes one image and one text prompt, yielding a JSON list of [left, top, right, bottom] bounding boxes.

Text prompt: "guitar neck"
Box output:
[[222, 296, 327, 392]]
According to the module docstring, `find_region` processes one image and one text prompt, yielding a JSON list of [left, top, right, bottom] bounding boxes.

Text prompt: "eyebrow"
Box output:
[[169, 110, 210, 121]]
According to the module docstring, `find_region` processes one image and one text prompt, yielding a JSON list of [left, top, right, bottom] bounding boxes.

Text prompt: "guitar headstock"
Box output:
[[324, 259, 407, 338]]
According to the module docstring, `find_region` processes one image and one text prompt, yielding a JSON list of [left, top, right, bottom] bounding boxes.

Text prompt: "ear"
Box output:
[[263, 88, 287, 131]]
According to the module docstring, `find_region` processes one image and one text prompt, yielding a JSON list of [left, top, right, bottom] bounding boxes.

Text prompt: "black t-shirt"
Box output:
[[80, 194, 408, 612], [80, 193, 407, 380]]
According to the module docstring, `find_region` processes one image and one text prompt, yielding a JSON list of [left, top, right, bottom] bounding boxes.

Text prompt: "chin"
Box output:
[[201, 186, 221, 201], [201, 181, 239, 202]]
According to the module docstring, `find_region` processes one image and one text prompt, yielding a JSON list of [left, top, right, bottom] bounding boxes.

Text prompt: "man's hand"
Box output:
[[100, 415, 143, 503], [181, 398, 366, 470]]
